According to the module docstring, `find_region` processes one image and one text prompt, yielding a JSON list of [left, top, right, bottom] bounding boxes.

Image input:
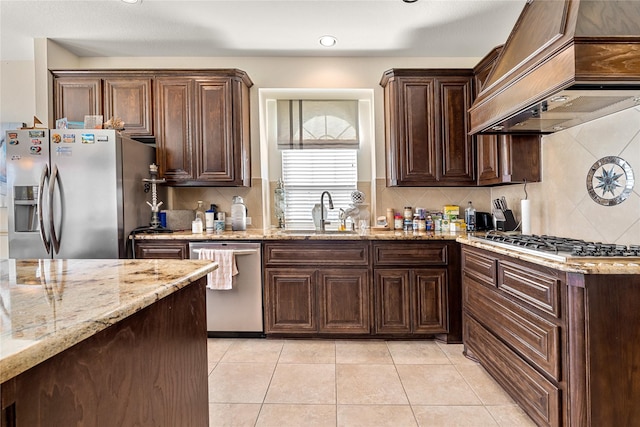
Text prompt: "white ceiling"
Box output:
[[0, 0, 527, 61]]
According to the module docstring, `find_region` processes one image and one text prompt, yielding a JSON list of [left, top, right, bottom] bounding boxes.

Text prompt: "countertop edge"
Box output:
[[0, 261, 218, 384], [457, 236, 640, 275], [131, 230, 464, 241]]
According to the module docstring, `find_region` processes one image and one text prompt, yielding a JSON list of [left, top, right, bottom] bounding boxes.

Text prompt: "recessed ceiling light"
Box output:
[[319, 35, 337, 47], [121, 0, 140, 4]]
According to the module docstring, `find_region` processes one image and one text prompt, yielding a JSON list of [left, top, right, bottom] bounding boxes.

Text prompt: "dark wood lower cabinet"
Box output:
[[462, 244, 640, 427], [374, 268, 448, 335], [134, 240, 189, 259], [263, 240, 460, 341], [318, 269, 370, 334], [264, 268, 316, 333], [263, 242, 371, 337]]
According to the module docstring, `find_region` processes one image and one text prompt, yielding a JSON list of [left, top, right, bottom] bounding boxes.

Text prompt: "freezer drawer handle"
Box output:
[[38, 164, 51, 254], [49, 165, 61, 254]]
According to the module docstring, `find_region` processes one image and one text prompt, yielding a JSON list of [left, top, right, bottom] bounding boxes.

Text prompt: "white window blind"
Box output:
[[282, 149, 357, 230]]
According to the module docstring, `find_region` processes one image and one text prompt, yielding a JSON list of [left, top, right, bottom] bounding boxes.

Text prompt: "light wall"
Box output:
[[495, 107, 640, 246]]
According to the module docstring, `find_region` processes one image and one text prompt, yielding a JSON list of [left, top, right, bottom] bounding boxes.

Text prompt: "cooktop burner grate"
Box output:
[[476, 232, 640, 260]]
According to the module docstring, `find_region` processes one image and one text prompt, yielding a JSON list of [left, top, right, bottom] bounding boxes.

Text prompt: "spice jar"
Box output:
[[394, 214, 403, 230]]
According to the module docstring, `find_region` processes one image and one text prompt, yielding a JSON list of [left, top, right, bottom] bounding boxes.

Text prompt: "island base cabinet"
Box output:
[[1, 279, 209, 427]]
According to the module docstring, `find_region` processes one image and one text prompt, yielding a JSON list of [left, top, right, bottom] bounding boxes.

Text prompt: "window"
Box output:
[[277, 100, 359, 149], [261, 89, 373, 231], [282, 149, 357, 229]]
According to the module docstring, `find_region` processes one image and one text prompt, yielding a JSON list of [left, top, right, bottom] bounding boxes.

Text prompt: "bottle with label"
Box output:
[[231, 196, 247, 231], [465, 201, 476, 232], [394, 214, 403, 230], [205, 204, 217, 232], [194, 201, 206, 224]]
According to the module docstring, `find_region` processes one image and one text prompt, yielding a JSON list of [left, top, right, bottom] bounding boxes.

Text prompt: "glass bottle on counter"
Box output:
[[194, 201, 206, 224]]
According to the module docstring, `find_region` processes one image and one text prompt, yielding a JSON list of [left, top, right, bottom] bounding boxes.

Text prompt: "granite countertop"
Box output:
[[457, 235, 640, 275], [0, 258, 217, 384], [132, 228, 467, 241]]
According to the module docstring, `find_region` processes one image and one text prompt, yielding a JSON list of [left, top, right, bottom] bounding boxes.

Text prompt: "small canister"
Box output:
[[386, 208, 395, 230], [394, 215, 403, 230]]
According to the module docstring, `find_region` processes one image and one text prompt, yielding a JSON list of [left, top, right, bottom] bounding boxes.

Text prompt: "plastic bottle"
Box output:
[[205, 204, 217, 232], [231, 196, 247, 231], [465, 201, 476, 232], [194, 201, 206, 224], [394, 214, 403, 230]]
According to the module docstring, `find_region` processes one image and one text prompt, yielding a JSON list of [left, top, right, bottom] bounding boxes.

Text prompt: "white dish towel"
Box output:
[[198, 249, 238, 290]]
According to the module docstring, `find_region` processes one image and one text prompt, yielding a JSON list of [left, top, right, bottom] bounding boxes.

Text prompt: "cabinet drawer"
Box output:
[[263, 242, 369, 266], [464, 314, 561, 427], [464, 276, 560, 380], [462, 247, 496, 285], [373, 242, 447, 266], [498, 260, 560, 317], [134, 241, 189, 259]]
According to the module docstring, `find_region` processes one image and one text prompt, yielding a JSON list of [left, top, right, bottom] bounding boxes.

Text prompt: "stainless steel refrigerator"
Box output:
[[6, 129, 155, 259]]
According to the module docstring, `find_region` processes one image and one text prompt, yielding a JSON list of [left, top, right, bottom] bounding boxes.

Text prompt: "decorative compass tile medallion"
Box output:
[[586, 156, 635, 206]]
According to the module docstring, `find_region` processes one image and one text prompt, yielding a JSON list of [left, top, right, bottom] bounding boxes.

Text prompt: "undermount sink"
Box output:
[[278, 229, 357, 235]]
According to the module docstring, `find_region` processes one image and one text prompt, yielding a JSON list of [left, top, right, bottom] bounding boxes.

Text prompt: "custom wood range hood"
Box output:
[[469, 0, 640, 135]]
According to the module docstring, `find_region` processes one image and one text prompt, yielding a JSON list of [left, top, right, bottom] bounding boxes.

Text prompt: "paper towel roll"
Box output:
[[521, 199, 531, 235]]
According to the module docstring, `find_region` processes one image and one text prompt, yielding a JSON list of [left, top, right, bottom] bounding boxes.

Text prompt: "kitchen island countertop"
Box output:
[[0, 258, 217, 383]]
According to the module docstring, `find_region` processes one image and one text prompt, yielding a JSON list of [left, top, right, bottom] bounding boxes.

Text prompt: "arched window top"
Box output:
[[277, 100, 359, 149]]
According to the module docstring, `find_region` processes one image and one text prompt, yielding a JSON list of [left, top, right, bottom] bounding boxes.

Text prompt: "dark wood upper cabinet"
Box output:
[[155, 70, 252, 186], [53, 76, 102, 124], [103, 77, 153, 138], [52, 71, 152, 139], [381, 69, 475, 187], [51, 69, 252, 187], [473, 47, 541, 186]]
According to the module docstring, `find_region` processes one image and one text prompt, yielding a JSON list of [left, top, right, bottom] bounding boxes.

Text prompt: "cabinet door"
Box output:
[[193, 78, 236, 183], [393, 77, 438, 184], [318, 269, 370, 334], [264, 268, 316, 333], [477, 134, 501, 185], [134, 240, 189, 259], [53, 77, 102, 123], [103, 78, 153, 137], [437, 77, 475, 185], [413, 268, 448, 333], [374, 269, 411, 333], [155, 77, 195, 182]]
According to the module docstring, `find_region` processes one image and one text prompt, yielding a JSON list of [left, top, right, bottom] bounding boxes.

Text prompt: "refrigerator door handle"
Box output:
[[38, 164, 51, 254], [49, 164, 61, 254]]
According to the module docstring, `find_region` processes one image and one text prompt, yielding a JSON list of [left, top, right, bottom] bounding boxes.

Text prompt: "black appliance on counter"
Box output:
[[475, 212, 493, 231]]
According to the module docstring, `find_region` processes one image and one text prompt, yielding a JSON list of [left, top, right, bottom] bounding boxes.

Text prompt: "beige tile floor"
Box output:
[[207, 338, 537, 427]]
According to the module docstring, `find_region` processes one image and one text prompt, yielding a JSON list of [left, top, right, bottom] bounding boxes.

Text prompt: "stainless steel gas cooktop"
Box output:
[[470, 231, 640, 263]]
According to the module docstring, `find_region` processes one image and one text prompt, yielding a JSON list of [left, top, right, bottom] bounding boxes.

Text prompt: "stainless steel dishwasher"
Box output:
[[189, 241, 263, 337]]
